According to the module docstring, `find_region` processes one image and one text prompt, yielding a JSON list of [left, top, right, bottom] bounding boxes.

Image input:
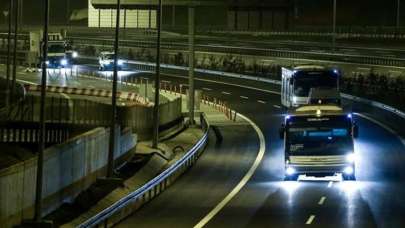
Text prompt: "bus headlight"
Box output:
[[45, 60, 50, 65], [292, 96, 297, 104], [343, 166, 354, 175], [72, 51, 78, 58], [286, 167, 296, 176], [61, 59, 68, 66], [346, 153, 356, 163]]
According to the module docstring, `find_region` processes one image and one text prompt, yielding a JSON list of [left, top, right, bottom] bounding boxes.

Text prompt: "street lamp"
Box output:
[[34, 0, 50, 222], [10, 0, 19, 103], [332, 0, 336, 52], [188, 6, 196, 125], [397, 0, 401, 30], [4, 1, 12, 107], [152, 0, 162, 149], [107, 0, 121, 178]]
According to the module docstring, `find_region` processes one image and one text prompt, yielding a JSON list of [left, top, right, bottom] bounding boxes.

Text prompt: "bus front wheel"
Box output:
[[342, 174, 356, 181], [284, 174, 298, 181]]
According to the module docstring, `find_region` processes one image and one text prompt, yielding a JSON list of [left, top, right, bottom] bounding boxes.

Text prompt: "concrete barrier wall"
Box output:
[[120, 97, 183, 139], [0, 127, 136, 228], [11, 94, 183, 139]]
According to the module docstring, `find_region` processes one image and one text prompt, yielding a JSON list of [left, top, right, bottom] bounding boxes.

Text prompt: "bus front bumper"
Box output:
[[286, 164, 354, 176]]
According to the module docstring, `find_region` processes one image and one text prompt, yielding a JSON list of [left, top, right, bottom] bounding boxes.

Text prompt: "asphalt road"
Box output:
[[2, 62, 405, 227], [65, 31, 405, 59], [113, 68, 405, 227]]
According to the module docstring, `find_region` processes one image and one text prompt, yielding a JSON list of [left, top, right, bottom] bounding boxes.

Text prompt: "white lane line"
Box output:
[[328, 181, 333, 188], [354, 113, 405, 147], [16, 79, 36, 85], [194, 113, 266, 228], [164, 73, 281, 95], [273, 105, 281, 109], [318, 196, 326, 205], [240, 95, 249, 99], [357, 67, 371, 71], [257, 100, 266, 104], [222, 91, 231, 95], [306, 215, 316, 225], [202, 87, 212, 91]]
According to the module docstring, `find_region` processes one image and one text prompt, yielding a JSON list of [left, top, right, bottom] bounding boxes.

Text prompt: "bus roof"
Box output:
[[291, 105, 345, 116], [293, 65, 325, 71]]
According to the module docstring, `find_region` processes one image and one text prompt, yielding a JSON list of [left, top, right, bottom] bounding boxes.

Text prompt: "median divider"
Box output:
[[158, 79, 237, 122], [121, 60, 405, 120], [23, 84, 151, 107], [69, 113, 209, 228]]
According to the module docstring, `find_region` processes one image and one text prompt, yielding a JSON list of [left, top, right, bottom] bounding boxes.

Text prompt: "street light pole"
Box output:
[[332, 0, 336, 52], [34, 0, 49, 221], [5, 0, 13, 108], [107, 0, 121, 178], [19, 0, 23, 29], [152, 0, 162, 149], [397, 0, 401, 29], [188, 6, 195, 125], [10, 0, 19, 103]]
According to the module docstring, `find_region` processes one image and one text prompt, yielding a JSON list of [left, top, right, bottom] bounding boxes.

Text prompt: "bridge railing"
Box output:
[[77, 112, 210, 228], [70, 36, 405, 67], [0, 121, 71, 144]]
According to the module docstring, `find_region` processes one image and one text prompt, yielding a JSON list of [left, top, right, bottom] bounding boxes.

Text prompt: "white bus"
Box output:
[[281, 65, 341, 108], [279, 105, 358, 181]]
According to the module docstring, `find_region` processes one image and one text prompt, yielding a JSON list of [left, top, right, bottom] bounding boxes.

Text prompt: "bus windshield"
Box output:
[[287, 117, 353, 156], [293, 71, 338, 97], [48, 44, 65, 54], [104, 54, 115, 60]]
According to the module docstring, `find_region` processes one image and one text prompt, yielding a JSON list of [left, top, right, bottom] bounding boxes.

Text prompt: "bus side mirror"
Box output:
[[279, 125, 285, 139], [353, 124, 359, 138]]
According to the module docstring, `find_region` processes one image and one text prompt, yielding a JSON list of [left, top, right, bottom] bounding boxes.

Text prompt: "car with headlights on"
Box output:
[[98, 51, 125, 71]]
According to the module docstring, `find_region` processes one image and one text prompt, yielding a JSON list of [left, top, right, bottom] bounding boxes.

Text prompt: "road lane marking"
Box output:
[[194, 113, 266, 228], [257, 100, 266, 104], [163, 73, 281, 95], [318, 196, 326, 205], [273, 105, 281, 109], [357, 67, 371, 71], [355, 113, 405, 147], [306, 215, 316, 225], [222, 91, 231, 95], [240, 96, 249, 99], [16, 79, 36, 85], [328, 181, 333, 188]]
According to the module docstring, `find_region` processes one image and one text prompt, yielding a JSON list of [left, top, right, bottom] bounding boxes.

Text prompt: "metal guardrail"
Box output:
[[1, 34, 405, 67], [118, 59, 405, 120], [0, 121, 70, 144], [71, 36, 405, 67], [78, 112, 210, 227]]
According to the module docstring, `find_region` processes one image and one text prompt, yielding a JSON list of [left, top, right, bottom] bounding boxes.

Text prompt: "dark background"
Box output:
[[0, 0, 403, 28]]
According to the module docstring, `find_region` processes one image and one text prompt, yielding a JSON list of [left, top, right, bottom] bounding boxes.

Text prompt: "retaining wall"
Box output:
[[11, 93, 183, 139], [0, 127, 136, 228]]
